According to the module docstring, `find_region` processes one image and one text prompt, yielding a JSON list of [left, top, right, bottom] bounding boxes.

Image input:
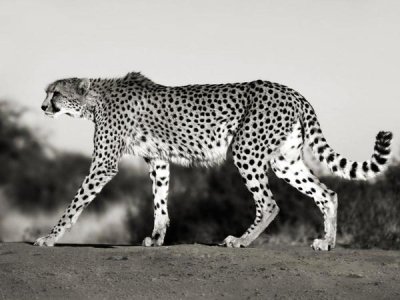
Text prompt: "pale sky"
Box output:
[[0, 0, 399, 160]]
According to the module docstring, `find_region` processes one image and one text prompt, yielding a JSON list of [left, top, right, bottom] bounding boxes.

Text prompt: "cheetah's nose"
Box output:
[[41, 105, 48, 111]]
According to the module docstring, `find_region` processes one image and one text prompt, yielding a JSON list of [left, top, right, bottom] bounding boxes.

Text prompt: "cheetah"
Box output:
[[35, 72, 393, 250]]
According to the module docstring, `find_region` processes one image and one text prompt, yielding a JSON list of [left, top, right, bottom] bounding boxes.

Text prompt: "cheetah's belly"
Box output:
[[124, 133, 233, 167]]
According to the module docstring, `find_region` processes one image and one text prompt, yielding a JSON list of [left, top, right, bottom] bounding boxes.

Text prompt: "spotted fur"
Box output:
[[35, 72, 392, 250]]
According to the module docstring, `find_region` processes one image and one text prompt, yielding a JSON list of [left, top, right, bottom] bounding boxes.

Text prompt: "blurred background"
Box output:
[[0, 0, 399, 249]]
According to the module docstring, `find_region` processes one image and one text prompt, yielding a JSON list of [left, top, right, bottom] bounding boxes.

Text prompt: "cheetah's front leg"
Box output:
[[143, 159, 170, 247], [34, 163, 118, 246]]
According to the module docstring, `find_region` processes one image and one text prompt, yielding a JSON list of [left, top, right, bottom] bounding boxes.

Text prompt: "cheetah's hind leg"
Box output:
[[221, 149, 279, 248], [271, 157, 337, 251]]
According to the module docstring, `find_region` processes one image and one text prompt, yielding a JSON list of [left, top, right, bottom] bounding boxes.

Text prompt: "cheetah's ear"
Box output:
[[78, 78, 91, 95]]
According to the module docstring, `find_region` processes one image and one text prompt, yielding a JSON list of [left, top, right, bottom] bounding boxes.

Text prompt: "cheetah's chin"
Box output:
[[44, 112, 55, 118]]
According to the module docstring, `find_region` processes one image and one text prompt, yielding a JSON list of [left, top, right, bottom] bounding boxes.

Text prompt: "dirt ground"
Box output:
[[0, 242, 399, 300]]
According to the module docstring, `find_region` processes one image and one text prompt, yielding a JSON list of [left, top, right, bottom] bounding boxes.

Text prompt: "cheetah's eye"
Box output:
[[53, 91, 61, 97]]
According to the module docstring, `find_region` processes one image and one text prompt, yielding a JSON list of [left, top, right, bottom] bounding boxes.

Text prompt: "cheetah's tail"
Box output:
[[303, 108, 393, 180]]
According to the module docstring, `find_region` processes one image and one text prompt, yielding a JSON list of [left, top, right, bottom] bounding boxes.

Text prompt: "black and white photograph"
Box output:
[[0, 0, 399, 299]]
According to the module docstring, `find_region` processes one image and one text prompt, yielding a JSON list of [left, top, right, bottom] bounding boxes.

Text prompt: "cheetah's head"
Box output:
[[41, 78, 95, 119]]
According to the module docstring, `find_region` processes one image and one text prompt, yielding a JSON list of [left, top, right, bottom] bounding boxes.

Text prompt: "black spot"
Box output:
[[373, 154, 387, 165], [339, 158, 347, 168], [370, 163, 379, 173], [375, 145, 390, 156], [350, 162, 358, 178], [317, 145, 328, 154], [250, 186, 260, 193]]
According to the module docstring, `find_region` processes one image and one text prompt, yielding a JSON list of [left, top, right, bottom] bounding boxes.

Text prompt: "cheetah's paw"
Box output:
[[311, 239, 334, 251], [34, 235, 56, 247], [221, 235, 249, 248], [142, 235, 164, 247]]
